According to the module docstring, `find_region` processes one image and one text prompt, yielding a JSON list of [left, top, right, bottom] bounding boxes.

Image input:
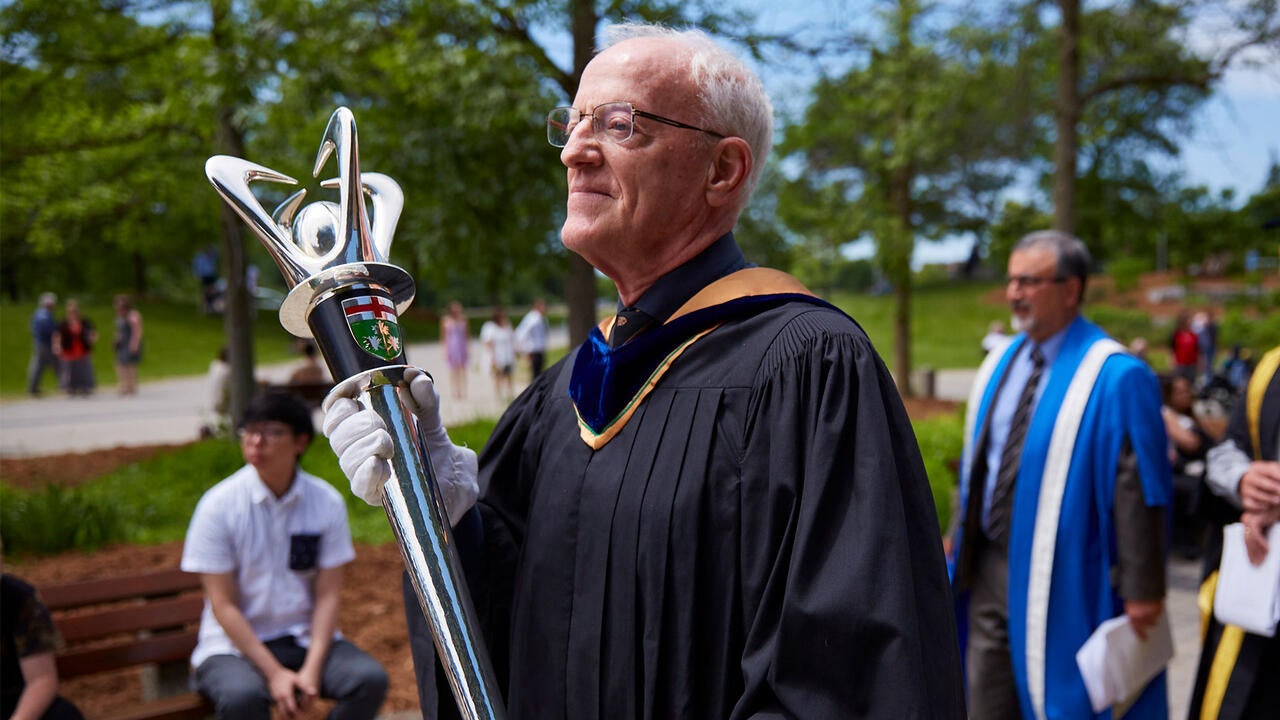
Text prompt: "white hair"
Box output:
[[601, 23, 774, 205]]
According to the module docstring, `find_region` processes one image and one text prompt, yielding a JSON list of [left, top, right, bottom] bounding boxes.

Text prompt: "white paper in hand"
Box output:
[[1075, 611, 1174, 713], [1214, 522, 1280, 637]]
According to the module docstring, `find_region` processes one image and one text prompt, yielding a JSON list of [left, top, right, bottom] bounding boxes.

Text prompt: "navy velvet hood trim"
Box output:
[[569, 293, 838, 435]]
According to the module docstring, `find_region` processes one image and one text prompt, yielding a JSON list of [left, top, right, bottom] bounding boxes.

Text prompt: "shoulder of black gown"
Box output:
[[733, 302, 967, 718], [466, 351, 574, 697]]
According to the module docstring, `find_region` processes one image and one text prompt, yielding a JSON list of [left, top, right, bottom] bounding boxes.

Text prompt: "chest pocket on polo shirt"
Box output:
[[289, 533, 321, 572]]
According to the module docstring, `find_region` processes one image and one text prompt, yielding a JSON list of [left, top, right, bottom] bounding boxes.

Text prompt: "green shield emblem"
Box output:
[[342, 295, 403, 361]]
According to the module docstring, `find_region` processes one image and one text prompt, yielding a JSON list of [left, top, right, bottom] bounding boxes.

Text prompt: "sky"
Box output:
[[739, 0, 1279, 196], [734, 0, 1280, 266], [1177, 66, 1280, 199]]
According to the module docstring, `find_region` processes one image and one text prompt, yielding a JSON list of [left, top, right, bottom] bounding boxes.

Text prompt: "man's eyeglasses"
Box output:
[[547, 102, 724, 148], [237, 423, 293, 441], [1006, 274, 1067, 290]]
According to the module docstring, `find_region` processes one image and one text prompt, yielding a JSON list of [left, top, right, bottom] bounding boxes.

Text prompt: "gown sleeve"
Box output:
[[733, 310, 966, 719], [463, 359, 566, 700]]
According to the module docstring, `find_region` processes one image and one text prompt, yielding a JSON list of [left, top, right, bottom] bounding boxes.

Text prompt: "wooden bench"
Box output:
[[42, 568, 212, 720]]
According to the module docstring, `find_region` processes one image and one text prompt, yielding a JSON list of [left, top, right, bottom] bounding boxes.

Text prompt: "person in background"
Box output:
[[51, 300, 96, 397], [980, 319, 1008, 355], [207, 347, 232, 428], [112, 294, 144, 396], [182, 392, 387, 720], [949, 230, 1171, 718], [324, 22, 964, 718], [1170, 310, 1200, 382], [441, 302, 469, 401], [1188, 345, 1280, 720], [1129, 336, 1150, 364], [1, 539, 85, 720], [1222, 345, 1252, 393], [1193, 309, 1219, 387], [514, 298, 549, 378], [1161, 373, 1212, 558], [193, 247, 219, 314], [26, 293, 59, 397], [288, 342, 328, 386], [479, 307, 515, 401]]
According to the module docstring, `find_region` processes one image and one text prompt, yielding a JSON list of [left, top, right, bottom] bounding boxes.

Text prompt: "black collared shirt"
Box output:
[[616, 232, 752, 325]]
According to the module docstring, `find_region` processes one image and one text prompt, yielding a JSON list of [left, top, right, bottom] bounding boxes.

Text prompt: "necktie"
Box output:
[[610, 307, 654, 348], [986, 346, 1045, 545]]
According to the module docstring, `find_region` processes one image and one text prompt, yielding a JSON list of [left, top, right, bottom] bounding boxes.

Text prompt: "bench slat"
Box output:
[[42, 569, 200, 610], [56, 595, 204, 644], [56, 630, 199, 679], [98, 692, 211, 720]]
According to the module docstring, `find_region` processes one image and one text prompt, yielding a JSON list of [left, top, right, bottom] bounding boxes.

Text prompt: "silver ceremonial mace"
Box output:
[[205, 107, 506, 720]]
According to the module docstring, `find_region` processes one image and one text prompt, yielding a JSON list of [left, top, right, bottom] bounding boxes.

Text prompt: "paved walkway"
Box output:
[[0, 352, 1205, 716], [0, 337, 558, 457]]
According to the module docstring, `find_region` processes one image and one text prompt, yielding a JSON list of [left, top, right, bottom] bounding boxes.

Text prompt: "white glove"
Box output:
[[322, 368, 478, 526]]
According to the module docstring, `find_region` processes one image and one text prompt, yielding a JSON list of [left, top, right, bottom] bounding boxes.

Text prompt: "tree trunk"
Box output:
[[215, 109, 256, 427], [1053, 0, 1080, 235], [131, 251, 147, 297], [563, 0, 599, 347], [211, 0, 256, 427], [890, 166, 914, 398], [888, 2, 915, 397]]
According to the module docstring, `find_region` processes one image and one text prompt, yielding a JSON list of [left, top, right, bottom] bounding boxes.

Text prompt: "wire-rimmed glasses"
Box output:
[[547, 102, 724, 147]]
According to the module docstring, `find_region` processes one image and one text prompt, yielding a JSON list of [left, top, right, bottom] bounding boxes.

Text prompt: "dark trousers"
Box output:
[[194, 637, 387, 720], [26, 345, 59, 395], [528, 351, 545, 378], [1, 695, 84, 720], [966, 544, 1023, 719]]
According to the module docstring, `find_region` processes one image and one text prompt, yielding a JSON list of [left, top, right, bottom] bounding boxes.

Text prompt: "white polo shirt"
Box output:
[[181, 464, 356, 669]]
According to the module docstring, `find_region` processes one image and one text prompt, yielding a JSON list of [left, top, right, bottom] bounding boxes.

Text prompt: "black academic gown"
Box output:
[[1188, 361, 1280, 720], [457, 299, 965, 720]]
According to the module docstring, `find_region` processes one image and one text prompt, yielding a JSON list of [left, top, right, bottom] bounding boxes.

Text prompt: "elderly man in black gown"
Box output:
[[325, 22, 965, 719]]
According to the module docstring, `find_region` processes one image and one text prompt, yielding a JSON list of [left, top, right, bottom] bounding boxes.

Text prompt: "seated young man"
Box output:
[[182, 392, 386, 720]]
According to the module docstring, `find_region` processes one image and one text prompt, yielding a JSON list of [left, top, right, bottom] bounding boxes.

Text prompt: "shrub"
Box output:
[[1106, 256, 1150, 294], [1084, 305, 1155, 346], [1219, 309, 1280, 359], [0, 418, 504, 556], [0, 484, 125, 555], [912, 410, 965, 534]]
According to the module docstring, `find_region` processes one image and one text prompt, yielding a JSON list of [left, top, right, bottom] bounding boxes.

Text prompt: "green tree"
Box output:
[[780, 0, 1019, 394], [251, 0, 565, 310], [1, 1, 217, 301], [1045, 0, 1280, 235]]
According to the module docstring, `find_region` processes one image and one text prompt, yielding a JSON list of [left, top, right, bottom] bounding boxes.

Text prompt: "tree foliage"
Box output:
[[3, 0, 1278, 392], [1, 1, 217, 299], [779, 0, 1021, 393], [1023, 0, 1279, 241]]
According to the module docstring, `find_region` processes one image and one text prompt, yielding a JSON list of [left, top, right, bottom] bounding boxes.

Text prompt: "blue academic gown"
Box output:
[[952, 316, 1172, 719]]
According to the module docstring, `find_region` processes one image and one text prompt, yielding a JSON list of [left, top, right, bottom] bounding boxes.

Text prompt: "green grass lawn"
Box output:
[[829, 279, 1280, 373], [1, 299, 548, 399], [830, 281, 1009, 369], [8, 281, 1273, 399], [1, 299, 304, 398], [0, 418, 502, 555]]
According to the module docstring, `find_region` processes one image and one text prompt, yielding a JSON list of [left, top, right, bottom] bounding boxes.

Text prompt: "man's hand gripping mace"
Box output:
[[205, 107, 505, 720]]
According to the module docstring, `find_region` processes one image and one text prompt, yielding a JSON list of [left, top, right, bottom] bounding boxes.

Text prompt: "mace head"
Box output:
[[205, 107, 412, 337]]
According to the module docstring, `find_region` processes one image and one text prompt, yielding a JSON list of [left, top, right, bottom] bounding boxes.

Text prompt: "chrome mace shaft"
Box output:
[[204, 107, 506, 720]]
